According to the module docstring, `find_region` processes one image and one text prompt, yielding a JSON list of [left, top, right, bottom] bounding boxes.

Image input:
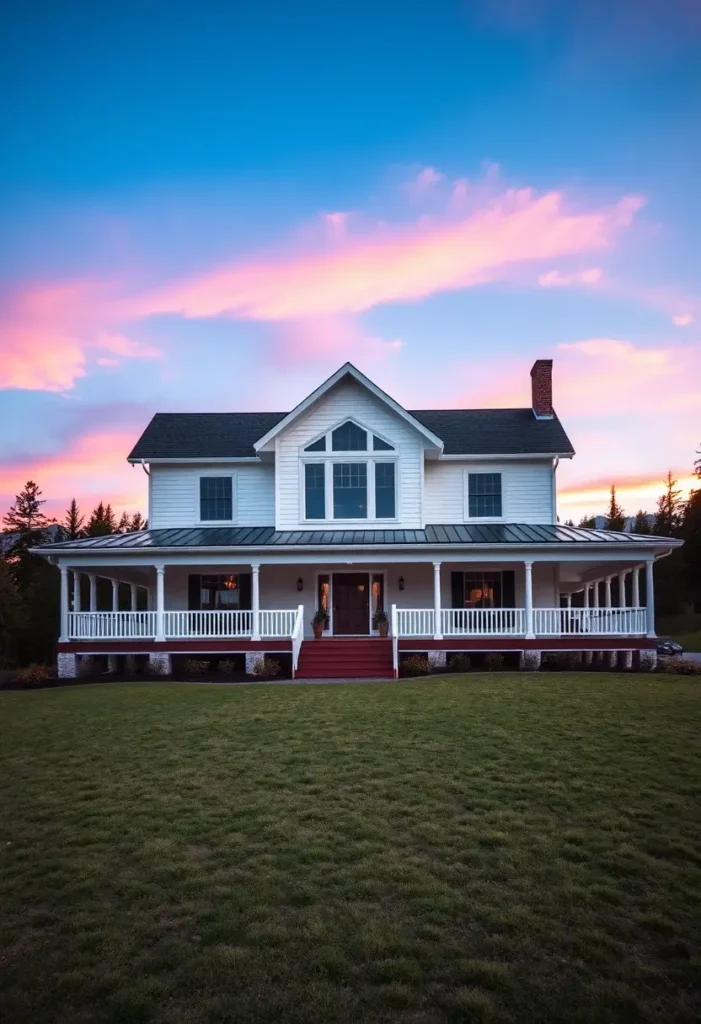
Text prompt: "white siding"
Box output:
[[149, 463, 275, 529], [275, 378, 426, 531], [424, 460, 555, 525]]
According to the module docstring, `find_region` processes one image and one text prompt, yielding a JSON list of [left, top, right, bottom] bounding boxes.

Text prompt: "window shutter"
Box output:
[[451, 572, 464, 609], [502, 570, 515, 608], [239, 573, 252, 610], [188, 575, 201, 610]]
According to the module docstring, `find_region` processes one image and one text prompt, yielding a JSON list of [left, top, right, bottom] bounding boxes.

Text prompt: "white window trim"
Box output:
[[315, 569, 388, 636], [300, 456, 399, 525], [463, 470, 506, 522], [302, 419, 397, 457], [196, 471, 237, 525]]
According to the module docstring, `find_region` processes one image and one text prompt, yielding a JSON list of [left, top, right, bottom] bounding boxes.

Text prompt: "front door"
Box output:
[[333, 573, 370, 635]]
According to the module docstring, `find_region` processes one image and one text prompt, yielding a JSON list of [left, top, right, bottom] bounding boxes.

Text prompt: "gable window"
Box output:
[[373, 435, 394, 451], [332, 421, 367, 451], [333, 463, 367, 518], [374, 462, 396, 518], [467, 473, 502, 518], [305, 436, 326, 452], [200, 476, 233, 521], [305, 463, 326, 520]]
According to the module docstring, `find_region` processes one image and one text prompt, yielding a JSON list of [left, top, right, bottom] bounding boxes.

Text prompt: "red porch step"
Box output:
[[295, 638, 393, 679]]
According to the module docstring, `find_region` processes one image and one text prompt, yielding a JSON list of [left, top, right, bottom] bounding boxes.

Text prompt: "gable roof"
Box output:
[[253, 363, 444, 453], [128, 406, 575, 461]]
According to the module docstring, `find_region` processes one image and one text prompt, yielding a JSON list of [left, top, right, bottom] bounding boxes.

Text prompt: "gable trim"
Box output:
[[253, 362, 444, 453]]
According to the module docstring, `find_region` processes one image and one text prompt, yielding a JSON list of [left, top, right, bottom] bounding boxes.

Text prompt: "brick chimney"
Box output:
[[531, 359, 553, 419]]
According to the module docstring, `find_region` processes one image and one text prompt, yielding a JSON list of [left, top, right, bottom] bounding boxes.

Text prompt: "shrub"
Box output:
[[401, 655, 430, 677], [16, 663, 51, 686], [252, 657, 282, 679], [218, 658, 238, 676], [447, 653, 471, 673], [658, 657, 701, 676], [483, 652, 505, 671], [183, 658, 210, 677]]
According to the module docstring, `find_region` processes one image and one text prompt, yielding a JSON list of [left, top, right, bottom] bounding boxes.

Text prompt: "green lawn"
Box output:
[[1, 676, 700, 1024]]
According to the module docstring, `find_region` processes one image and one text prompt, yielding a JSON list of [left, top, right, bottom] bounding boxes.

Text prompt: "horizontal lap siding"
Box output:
[[149, 463, 275, 529], [276, 379, 424, 531], [424, 459, 554, 525]]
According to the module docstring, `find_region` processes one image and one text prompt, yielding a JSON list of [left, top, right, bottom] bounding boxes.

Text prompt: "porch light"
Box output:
[[398, 576, 405, 591], [222, 576, 238, 590], [296, 577, 304, 592]]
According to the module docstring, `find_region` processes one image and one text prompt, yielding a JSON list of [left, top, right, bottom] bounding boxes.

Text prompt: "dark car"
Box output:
[[656, 639, 683, 657]]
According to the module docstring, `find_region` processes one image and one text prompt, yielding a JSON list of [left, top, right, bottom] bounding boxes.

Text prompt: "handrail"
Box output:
[[533, 607, 647, 636], [68, 611, 156, 639], [442, 608, 525, 636], [391, 604, 399, 678], [291, 604, 304, 677]]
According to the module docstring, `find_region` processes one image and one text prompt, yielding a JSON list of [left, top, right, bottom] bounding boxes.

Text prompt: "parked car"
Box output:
[[656, 639, 683, 657]]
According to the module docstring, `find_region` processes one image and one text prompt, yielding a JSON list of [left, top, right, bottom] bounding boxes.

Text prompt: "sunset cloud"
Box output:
[[130, 189, 644, 323], [672, 313, 693, 327], [538, 267, 603, 287]]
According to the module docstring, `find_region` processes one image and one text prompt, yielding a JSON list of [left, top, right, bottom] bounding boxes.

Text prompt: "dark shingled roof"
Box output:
[[35, 524, 671, 552], [128, 408, 574, 460]]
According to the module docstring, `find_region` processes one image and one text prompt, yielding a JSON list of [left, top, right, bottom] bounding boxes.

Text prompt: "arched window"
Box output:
[[331, 421, 367, 451]]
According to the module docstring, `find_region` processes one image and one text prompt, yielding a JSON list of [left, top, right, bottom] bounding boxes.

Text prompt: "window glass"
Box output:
[[372, 435, 394, 451], [200, 477, 233, 521], [468, 473, 502, 517], [305, 436, 326, 452], [457, 571, 503, 609], [374, 462, 396, 518], [200, 574, 250, 609], [333, 462, 367, 518], [317, 574, 330, 628], [305, 463, 326, 519], [331, 421, 367, 451], [371, 574, 384, 616]]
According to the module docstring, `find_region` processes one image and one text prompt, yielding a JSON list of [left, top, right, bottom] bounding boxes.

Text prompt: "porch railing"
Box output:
[[165, 610, 253, 638], [260, 609, 298, 638], [533, 608, 647, 636], [395, 608, 436, 637], [291, 604, 304, 676], [68, 611, 156, 639], [442, 608, 525, 636]]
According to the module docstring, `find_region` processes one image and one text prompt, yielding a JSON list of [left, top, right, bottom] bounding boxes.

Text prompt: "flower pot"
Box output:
[[313, 622, 324, 639], [378, 621, 389, 638]]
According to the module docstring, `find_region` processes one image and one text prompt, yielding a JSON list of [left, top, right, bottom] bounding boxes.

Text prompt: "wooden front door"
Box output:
[[333, 573, 370, 635]]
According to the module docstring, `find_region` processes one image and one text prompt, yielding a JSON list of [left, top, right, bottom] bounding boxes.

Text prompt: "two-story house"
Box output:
[[37, 360, 680, 678]]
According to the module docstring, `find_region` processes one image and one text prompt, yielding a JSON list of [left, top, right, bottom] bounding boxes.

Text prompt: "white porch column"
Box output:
[[59, 566, 69, 642], [112, 579, 119, 612], [593, 580, 600, 609], [251, 563, 261, 641], [432, 561, 443, 640], [72, 570, 81, 612], [632, 567, 641, 608], [583, 583, 590, 609], [566, 594, 572, 610], [88, 573, 97, 612], [155, 565, 166, 642], [617, 570, 628, 607], [524, 561, 534, 638], [130, 584, 138, 612], [604, 576, 612, 608], [645, 559, 656, 638]]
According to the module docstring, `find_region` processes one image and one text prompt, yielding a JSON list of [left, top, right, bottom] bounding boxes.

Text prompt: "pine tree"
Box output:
[[2, 481, 53, 557], [0, 557, 26, 668], [128, 512, 146, 532], [63, 498, 85, 540], [563, 518, 575, 528], [117, 512, 131, 533], [87, 502, 117, 537], [653, 471, 685, 537], [632, 509, 651, 534], [682, 487, 701, 611], [604, 485, 626, 531], [578, 515, 596, 528]]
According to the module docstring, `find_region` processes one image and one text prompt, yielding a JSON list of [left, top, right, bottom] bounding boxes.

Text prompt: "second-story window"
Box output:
[[302, 421, 397, 522], [200, 476, 233, 521], [467, 473, 502, 518], [333, 463, 367, 518], [305, 463, 326, 520]]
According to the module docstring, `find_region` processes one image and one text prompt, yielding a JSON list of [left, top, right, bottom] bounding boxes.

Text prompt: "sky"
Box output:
[[1, 0, 700, 525]]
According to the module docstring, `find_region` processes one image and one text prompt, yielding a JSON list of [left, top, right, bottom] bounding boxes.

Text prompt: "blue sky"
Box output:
[[1, 0, 699, 521]]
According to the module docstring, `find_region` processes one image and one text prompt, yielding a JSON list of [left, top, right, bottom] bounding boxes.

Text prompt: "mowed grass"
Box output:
[[1, 676, 701, 1024]]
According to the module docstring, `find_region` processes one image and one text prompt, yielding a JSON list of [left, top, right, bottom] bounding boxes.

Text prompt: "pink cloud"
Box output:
[[96, 332, 162, 359], [271, 317, 403, 367], [0, 429, 146, 520], [130, 189, 644, 323], [672, 313, 693, 327], [405, 166, 447, 200], [538, 267, 603, 287]]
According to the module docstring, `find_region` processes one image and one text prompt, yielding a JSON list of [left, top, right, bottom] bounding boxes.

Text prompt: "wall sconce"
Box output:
[[398, 576, 405, 591], [296, 577, 304, 592]]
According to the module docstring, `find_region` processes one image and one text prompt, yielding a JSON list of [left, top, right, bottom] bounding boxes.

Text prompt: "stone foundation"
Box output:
[[582, 650, 593, 667], [107, 654, 118, 674], [148, 652, 172, 676], [57, 652, 78, 679], [603, 651, 618, 669], [637, 649, 657, 673], [125, 654, 137, 675], [427, 650, 447, 671], [245, 651, 265, 675], [519, 649, 541, 671], [618, 650, 633, 671]]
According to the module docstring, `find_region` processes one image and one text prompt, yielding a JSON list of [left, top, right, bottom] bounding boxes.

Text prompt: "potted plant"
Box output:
[[373, 608, 389, 637], [311, 609, 328, 639]]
